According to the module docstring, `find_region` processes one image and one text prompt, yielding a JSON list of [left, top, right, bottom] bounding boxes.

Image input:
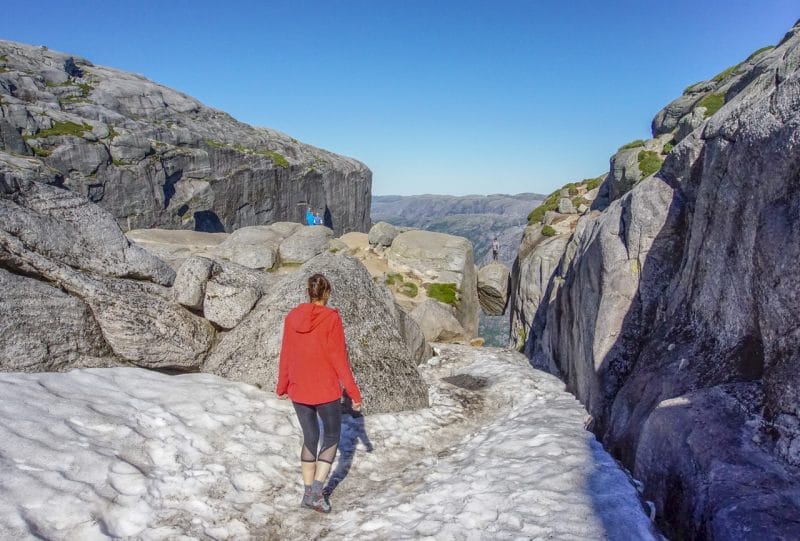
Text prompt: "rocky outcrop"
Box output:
[[2, 171, 433, 413], [476, 262, 510, 316], [203, 252, 430, 413], [511, 24, 800, 539], [0, 40, 371, 236], [606, 135, 673, 201], [387, 230, 479, 338]]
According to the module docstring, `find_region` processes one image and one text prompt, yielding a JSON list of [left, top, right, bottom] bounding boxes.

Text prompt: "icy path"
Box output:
[[0, 345, 658, 540]]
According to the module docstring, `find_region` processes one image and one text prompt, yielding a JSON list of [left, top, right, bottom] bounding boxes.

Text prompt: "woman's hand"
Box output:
[[277, 394, 289, 400], [352, 401, 362, 412]]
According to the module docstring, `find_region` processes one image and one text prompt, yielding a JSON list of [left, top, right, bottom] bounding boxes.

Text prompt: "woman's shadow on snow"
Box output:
[[324, 394, 373, 497]]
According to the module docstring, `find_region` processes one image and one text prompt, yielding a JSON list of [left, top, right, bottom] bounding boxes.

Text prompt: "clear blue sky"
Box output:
[[1, 1, 796, 195]]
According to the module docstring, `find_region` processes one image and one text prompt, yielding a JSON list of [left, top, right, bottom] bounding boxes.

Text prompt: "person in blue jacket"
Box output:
[[306, 207, 314, 225]]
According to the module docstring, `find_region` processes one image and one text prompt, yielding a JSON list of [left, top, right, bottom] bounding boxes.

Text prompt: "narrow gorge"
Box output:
[[511, 21, 800, 539]]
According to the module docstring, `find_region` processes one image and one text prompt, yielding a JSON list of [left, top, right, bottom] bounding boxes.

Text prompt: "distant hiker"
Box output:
[[276, 274, 362, 513], [306, 207, 314, 226], [314, 212, 322, 225], [492, 237, 500, 261]]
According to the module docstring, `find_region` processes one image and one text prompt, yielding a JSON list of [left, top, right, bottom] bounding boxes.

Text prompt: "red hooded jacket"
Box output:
[[276, 303, 362, 405]]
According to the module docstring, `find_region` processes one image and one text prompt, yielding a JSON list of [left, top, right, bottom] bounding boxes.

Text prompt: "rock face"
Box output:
[[508, 226, 569, 354], [0, 40, 371, 236], [476, 262, 510, 316], [387, 230, 479, 338], [511, 25, 800, 539], [204, 252, 430, 413]]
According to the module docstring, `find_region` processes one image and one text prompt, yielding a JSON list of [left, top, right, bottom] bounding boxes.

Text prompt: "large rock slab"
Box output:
[[204, 252, 429, 413], [386, 230, 479, 338], [1, 175, 174, 286], [477, 262, 510, 316]]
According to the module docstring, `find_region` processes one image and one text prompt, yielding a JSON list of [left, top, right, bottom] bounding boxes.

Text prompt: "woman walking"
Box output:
[[276, 274, 362, 513]]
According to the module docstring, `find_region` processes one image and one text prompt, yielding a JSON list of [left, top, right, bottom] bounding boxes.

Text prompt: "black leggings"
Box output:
[[293, 399, 341, 464]]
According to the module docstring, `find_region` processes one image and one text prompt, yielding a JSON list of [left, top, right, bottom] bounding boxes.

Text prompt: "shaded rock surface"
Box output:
[[410, 299, 467, 343], [509, 226, 569, 353], [476, 262, 510, 316], [511, 25, 800, 539], [204, 252, 429, 413], [0, 173, 213, 370], [0, 39, 371, 236], [0, 267, 118, 371]]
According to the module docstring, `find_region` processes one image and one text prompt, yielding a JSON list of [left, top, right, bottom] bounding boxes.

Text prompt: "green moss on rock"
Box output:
[[541, 225, 556, 237], [698, 93, 725, 118], [746, 45, 775, 62], [638, 150, 663, 178], [619, 139, 645, 151], [26, 120, 91, 139], [398, 282, 418, 298], [425, 282, 458, 306]]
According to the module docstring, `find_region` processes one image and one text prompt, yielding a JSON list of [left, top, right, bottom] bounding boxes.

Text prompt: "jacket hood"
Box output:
[[287, 303, 336, 333]]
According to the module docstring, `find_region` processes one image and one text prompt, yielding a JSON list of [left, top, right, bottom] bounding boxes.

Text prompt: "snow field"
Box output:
[[0, 345, 658, 540]]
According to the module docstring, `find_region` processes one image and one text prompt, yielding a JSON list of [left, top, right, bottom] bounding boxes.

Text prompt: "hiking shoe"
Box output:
[[300, 491, 316, 510], [309, 494, 331, 513]]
